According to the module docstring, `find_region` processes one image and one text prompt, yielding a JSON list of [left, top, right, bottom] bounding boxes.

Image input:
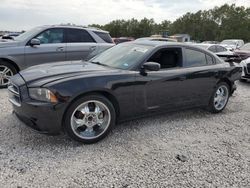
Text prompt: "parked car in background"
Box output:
[[202, 41, 220, 44], [240, 57, 250, 82], [234, 43, 250, 61], [221, 39, 244, 50], [1, 33, 21, 40], [192, 44, 234, 56], [113, 37, 134, 44], [8, 41, 242, 143], [135, 37, 177, 42], [0, 25, 114, 88]]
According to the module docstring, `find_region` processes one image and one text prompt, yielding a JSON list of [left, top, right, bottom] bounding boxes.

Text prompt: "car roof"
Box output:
[[137, 37, 174, 40], [38, 25, 109, 33], [131, 40, 179, 47], [131, 41, 207, 49]]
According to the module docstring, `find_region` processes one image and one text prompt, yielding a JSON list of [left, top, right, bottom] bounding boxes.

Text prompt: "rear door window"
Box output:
[[66, 29, 95, 43], [93, 31, 113, 43], [185, 48, 207, 67]]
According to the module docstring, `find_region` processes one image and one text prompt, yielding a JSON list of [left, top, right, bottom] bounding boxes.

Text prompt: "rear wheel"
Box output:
[[0, 61, 17, 88], [208, 82, 230, 113], [64, 94, 116, 144]]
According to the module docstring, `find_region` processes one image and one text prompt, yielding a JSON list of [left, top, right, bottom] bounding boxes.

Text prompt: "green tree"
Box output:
[[88, 4, 250, 42]]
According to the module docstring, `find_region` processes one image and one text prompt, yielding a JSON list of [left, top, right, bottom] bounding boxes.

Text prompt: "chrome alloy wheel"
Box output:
[[214, 85, 229, 111], [70, 100, 111, 140], [0, 65, 13, 86]]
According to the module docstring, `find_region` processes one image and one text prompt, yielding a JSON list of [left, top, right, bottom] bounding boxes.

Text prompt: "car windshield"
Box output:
[[14, 27, 43, 41], [240, 43, 250, 50], [221, 40, 237, 45], [90, 43, 153, 70]]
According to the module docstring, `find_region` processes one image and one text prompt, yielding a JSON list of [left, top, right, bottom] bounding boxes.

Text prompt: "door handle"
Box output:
[[179, 76, 186, 81], [56, 47, 64, 52]]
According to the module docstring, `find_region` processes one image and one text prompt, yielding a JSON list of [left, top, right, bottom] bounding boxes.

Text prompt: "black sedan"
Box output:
[[8, 41, 242, 143]]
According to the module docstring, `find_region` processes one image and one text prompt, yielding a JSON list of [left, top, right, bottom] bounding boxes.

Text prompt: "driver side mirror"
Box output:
[[140, 62, 161, 76], [30, 38, 40, 46], [142, 62, 161, 71]]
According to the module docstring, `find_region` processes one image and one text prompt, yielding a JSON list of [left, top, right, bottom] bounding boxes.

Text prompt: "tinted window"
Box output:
[[93, 31, 113, 43], [185, 49, 207, 67], [208, 45, 217, 53], [206, 55, 214, 65], [148, 48, 182, 69], [36, 29, 64, 44], [216, 46, 227, 52], [67, 29, 95, 43]]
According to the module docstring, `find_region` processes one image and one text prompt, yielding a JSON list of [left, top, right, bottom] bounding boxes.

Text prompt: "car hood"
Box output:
[[19, 60, 119, 87], [0, 40, 21, 48]]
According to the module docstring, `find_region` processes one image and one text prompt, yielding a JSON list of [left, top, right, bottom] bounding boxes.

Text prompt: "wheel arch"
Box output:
[[0, 58, 20, 72], [61, 90, 120, 131], [217, 77, 232, 93]]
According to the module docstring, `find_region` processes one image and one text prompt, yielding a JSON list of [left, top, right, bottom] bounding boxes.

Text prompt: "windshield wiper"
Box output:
[[90, 61, 110, 67]]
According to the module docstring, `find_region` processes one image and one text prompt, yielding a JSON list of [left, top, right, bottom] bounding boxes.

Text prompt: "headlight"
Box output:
[[29, 88, 58, 103]]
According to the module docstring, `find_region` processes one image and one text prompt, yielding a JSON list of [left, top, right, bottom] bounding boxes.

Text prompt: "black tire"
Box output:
[[63, 94, 116, 144], [0, 61, 17, 88], [208, 82, 230, 113]]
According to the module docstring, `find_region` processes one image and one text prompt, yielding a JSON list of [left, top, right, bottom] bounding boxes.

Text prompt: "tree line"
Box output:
[[89, 4, 250, 42]]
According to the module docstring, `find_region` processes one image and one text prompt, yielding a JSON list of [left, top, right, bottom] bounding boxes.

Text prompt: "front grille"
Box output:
[[8, 82, 21, 107]]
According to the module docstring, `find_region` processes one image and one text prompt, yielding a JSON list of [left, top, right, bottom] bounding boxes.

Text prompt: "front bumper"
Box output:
[[8, 74, 66, 135], [12, 100, 63, 135]]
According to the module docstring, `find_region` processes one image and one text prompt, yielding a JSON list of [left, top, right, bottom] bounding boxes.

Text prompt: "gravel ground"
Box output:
[[0, 82, 250, 188]]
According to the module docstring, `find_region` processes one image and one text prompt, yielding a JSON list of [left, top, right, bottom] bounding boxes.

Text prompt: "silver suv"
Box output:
[[0, 25, 114, 87]]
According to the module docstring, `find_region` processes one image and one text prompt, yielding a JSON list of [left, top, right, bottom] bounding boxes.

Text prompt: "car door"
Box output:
[[65, 28, 98, 61], [24, 28, 66, 66], [182, 47, 218, 105], [134, 47, 193, 113]]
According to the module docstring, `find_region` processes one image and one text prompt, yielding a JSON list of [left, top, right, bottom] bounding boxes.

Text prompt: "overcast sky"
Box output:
[[0, 0, 249, 31]]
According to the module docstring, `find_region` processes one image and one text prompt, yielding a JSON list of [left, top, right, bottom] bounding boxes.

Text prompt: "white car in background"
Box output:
[[240, 57, 250, 82], [135, 37, 177, 42], [221, 39, 244, 50], [191, 43, 234, 56]]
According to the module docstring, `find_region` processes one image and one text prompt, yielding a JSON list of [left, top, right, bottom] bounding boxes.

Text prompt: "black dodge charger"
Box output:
[[8, 41, 242, 143]]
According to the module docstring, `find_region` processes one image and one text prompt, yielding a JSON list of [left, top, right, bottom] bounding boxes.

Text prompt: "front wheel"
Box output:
[[208, 82, 230, 113], [0, 61, 17, 88], [64, 94, 116, 144]]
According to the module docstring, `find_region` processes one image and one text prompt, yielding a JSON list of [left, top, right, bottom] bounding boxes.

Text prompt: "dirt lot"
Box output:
[[0, 82, 249, 188]]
